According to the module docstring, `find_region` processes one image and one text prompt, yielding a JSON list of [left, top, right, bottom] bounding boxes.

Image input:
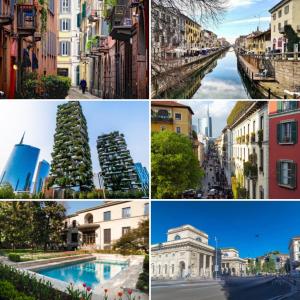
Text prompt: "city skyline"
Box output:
[[152, 201, 300, 258], [0, 101, 149, 184], [181, 100, 236, 137]]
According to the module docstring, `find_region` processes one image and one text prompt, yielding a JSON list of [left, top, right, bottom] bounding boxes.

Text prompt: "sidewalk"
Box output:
[[66, 87, 100, 99]]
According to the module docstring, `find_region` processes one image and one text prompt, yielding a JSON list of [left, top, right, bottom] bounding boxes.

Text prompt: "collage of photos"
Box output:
[[0, 0, 300, 299]]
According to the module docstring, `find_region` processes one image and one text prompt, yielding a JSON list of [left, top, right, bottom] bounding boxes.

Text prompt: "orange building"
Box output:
[[0, 0, 57, 98]]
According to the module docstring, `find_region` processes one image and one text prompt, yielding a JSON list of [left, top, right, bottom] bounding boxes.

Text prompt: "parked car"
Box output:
[[182, 189, 196, 199]]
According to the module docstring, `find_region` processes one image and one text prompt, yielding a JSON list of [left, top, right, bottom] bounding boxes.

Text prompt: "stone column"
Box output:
[[209, 255, 213, 278], [203, 254, 207, 277]]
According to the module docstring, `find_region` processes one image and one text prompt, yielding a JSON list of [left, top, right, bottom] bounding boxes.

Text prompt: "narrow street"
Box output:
[[66, 87, 100, 99], [201, 144, 232, 199], [152, 276, 300, 300]]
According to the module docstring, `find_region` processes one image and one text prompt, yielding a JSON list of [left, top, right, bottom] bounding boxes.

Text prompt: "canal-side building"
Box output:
[[0, 0, 57, 98], [251, 29, 271, 54], [268, 100, 300, 199], [227, 101, 269, 199], [289, 236, 300, 274], [63, 201, 149, 250], [269, 0, 300, 52], [151, 3, 186, 60], [219, 248, 247, 277], [57, 0, 80, 86], [235, 35, 247, 52], [185, 16, 201, 53], [151, 225, 215, 280]]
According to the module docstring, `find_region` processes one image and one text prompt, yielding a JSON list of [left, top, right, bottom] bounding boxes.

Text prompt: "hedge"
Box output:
[[8, 253, 21, 262]]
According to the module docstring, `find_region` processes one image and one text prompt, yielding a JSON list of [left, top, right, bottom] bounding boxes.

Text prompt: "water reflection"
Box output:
[[159, 48, 252, 99]]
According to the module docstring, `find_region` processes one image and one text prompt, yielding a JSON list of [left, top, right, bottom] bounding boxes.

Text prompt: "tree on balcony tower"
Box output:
[[49, 101, 94, 194]]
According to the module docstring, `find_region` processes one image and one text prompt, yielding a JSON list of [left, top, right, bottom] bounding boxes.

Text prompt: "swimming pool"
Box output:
[[37, 260, 128, 288]]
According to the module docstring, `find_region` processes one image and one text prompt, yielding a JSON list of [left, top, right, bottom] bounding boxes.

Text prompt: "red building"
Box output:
[[0, 0, 57, 98], [269, 101, 300, 199], [90, 0, 148, 99]]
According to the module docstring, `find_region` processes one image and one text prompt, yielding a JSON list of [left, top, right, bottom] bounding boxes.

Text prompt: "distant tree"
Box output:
[[0, 183, 15, 199], [113, 219, 149, 254], [152, 131, 204, 198], [262, 257, 276, 274]]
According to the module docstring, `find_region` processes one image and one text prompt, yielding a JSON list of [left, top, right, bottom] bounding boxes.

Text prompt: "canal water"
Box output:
[[159, 47, 254, 99]]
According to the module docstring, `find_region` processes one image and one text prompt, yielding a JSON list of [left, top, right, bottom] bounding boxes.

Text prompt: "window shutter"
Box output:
[[60, 19, 62, 31], [291, 101, 298, 110], [68, 42, 71, 55], [291, 121, 298, 144], [277, 101, 282, 112], [59, 0, 62, 13], [77, 13, 81, 27], [276, 161, 281, 184], [277, 123, 282, 143], [291, 162, 297, 188]]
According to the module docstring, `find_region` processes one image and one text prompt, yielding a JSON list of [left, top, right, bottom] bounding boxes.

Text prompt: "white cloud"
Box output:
[[228, 0, 255, 9]]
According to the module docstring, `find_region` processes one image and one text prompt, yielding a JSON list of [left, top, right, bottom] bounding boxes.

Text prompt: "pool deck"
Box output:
[[1, 253, 148, 300]]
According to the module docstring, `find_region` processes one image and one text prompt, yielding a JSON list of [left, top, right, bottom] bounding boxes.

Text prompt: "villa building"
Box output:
[[227, 101, 269, 199], [268, 100, 300, 199], [219, 248, 247, 276], [151, 225, 215, 280], [63, 201, 149, 250], [57, 0, 80, 86], [97, 131, 141, 192], [269, 0, 300, 52], [289, 236, 300, 274], [151, 101, 194, 138]]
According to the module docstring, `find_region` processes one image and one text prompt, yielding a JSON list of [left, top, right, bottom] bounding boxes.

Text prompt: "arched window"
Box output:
[[64, 221, 68, 228], [84, 213, 93, 224], [72, 220, 77, 228], [174, 235, 181, 240], [196, 237, 202, 242], [157, 109, 170, 119]]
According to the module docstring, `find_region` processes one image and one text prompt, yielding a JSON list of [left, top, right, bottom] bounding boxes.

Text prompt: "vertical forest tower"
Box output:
[[50, 101, 94, 191], [97, 131, 141, 192]]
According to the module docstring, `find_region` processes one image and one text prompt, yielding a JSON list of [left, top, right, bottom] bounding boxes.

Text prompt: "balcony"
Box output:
[[152, 115, 173, 123], [0, 0, 14, 26], [110, 5, 134, 41], [17, 0, 36, 36]]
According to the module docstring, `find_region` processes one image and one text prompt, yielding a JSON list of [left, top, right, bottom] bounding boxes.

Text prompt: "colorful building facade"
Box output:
[[269, 100, 300, 199]]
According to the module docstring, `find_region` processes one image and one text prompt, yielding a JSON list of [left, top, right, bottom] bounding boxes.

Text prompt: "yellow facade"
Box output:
[[151, 104, 193, 138], [184, 17, 201, 50], [269, 0, 300, 51]]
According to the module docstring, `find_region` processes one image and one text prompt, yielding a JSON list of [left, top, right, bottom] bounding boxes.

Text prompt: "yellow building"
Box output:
[[184, 16, 201, 52], [252, 29, 271, 54], [151, 101, 194, 138], [269, 0, 300, 52]]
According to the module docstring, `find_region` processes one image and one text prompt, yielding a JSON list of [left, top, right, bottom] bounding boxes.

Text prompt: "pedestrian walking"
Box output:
[[79, 79, 87, 94]]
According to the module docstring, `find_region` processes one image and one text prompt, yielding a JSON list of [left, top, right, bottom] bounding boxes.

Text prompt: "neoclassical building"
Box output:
[[62, 201, 149, 250], [219, 248, 247, 276], [151, 225, 215, 280]]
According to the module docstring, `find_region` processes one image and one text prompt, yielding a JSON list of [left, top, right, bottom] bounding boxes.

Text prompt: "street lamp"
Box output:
[[215, 236, 219, 279]]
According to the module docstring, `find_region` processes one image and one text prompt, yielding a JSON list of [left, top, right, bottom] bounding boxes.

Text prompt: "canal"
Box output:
[[159, 47, 258, 99]]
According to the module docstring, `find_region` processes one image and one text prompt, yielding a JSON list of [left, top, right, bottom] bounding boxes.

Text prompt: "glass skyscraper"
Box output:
[[33, 160, 50, 194], [134, 162, 149, 195], [0, 138, 40, 192]]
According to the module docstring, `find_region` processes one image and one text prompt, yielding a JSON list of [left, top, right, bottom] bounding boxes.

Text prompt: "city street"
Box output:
[[66, 87, 100, 99], [152, 276, 300, 300], [201, 145, 232, 199]]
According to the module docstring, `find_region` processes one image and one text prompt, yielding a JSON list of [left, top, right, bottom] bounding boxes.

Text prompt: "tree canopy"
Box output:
[[113, 219, 149, 254], [0, 201, 66, 250], [151, 131, 204, 198]]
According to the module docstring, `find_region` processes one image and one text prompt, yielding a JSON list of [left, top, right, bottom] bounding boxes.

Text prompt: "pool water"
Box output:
[[37, 260, 128, 288]]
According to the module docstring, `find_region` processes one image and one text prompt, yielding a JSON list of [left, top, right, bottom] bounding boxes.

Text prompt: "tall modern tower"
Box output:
[[0, 133, 40, 192], [97, 131, 141, 192], [33, 160, 50, 194], [207, 105, 213, 138], [50, 101, 94, 191], [134, 163, 149, 195]]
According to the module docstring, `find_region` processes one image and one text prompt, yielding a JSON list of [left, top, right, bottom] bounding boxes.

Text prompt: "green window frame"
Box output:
[[277, 121, 298, 144], [276, 160, 297, 189]]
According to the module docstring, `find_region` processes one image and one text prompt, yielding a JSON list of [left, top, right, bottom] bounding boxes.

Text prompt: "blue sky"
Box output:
[[60, 201, 105, 215], [200, 0, 279, 43], [151, 201, 300, 258], [0, 101, 149, 180]]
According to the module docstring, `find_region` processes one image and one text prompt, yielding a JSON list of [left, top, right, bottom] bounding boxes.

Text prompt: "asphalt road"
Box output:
[[152, 276, 300, 300]]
